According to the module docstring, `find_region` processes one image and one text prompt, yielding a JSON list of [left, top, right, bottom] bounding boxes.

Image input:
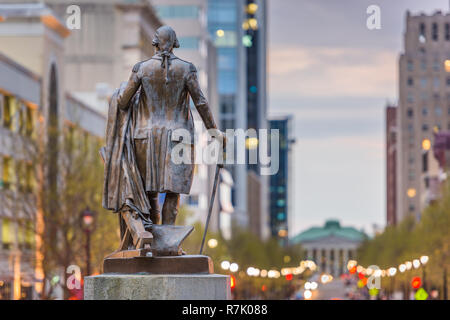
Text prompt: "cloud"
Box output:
[[268, 46, 397, 97]]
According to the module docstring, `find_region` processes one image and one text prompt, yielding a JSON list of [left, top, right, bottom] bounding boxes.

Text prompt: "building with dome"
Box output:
[[291, 220, 367, 276]]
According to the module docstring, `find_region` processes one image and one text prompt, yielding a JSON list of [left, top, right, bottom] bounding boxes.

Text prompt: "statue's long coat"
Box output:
[[102, 83, 151, 214], [116, 52, 217, 195], [103, 52, 217, 214]]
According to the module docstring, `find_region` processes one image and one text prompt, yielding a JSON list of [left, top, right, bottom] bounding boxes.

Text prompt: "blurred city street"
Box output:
[[0, 0, 449, 301]]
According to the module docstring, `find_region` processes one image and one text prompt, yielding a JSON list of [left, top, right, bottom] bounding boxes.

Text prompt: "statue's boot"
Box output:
[[161, 192, 180, 225], [148, 191, 161, 226]]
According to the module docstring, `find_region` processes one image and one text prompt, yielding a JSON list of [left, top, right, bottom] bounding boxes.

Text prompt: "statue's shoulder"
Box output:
[[174, 57, 197, 73], [132, 59, 155, 73]]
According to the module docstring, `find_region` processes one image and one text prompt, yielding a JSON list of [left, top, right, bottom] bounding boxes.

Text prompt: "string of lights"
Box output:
[[346, 255, 429, 278], [219, 260, 318, 279]]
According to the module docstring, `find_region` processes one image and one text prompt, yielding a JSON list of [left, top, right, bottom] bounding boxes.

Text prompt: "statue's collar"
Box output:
[[152, 52, 177, 60]]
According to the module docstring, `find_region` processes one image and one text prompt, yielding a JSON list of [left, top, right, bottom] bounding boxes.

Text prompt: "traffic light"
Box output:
[[230, 275, 236, 290], [411, 276, 422, 289]]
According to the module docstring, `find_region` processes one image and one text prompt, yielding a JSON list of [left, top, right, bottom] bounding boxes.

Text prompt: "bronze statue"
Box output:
[[102, 26, 223, 260]]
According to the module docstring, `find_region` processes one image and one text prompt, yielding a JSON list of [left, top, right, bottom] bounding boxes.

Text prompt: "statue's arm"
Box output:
[[186, 66, 217, 130], [117, 65, 141, 110]]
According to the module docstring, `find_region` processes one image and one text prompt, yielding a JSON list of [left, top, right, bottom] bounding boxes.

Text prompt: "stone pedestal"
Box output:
[[84, 274, 230, 300]]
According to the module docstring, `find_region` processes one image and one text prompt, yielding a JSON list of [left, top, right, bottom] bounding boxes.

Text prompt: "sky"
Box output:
[[267, 0, 450, 236]]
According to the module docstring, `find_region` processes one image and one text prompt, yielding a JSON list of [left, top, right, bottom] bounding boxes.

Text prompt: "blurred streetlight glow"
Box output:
[[422, 138, 431, 151], [247, 3, 258, 14], [413, 259, 420, 269], [399, 264, 407, 273], [405, 261, 412, 270], [310, 281, 318, 290], [347, 260, 357, 270], [221, 261, 230, 270], [388, 267, 397, 276], [248, 18, 258, 30], [407, 188, 416, 198], [260, 269, 268, 277], [207, 238, 218, 248], [245, 137, 259, 149], [445, 59, 450, 72], [420, 256, 429, 265], [216, 29, 225, 37], [304, 290, 312, 300], [229, 263, 239, 272], [304, 282, 311, 290]]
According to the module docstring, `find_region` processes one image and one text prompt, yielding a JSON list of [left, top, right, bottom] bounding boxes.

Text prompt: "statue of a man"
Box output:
[[102, 26, 223, 255]]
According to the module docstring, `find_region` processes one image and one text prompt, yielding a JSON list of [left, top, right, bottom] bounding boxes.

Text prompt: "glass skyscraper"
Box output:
[[208, 0, 269, 238]]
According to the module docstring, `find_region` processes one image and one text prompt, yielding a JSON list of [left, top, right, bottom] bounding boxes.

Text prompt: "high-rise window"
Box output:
[[214, 30, 237, 47], [433, 60, 440, 72], [407, 60, 414, 71], [1, 219, 12, 250], [446, 23, 450, 40], [435, 106, 442, 116], [25, 107, 34, 137], [422, 124, 429, 132], [432, 22, 438, 41], [420, 59, 427, 71], [2, 157, 12, 190], [419, 23, 426, 42], [178, 37, 200, 49], [407, 108, 414, 118], [422, 107, 428, 116], [420, 78, 427, 88], [433, 77, 440, 89], [407, 77, 414, 86], [3, 95, 13, 130], [155, 5, 199, 19]]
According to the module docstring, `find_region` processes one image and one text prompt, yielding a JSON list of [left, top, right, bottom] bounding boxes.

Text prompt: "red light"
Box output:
[[358, 272, 365, 280], [261, 285, 267, 292], [349, 266, 357, 274], [411, 277, 422, 289], [285, 274, 293, 281], [230, 275, 236, 290], [362, 277, 368, 286]]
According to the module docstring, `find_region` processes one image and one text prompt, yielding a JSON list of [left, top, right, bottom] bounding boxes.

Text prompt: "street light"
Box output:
[[420, 256, 429, 265], [221, 261, 230, 270], [229, 263, 239, 272], [420, 256, 429, 291], [81, 208, 95, 276]]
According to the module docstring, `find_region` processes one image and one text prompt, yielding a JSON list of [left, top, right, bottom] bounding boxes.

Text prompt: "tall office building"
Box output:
[[151, 0, 221, 230], [208, 0, 269, 239], [386, 105, 397, 226], [397, 10, 450, 222], [269, 116, 294, 245]]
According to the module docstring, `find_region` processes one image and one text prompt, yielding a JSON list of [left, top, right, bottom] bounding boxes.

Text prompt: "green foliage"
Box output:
[[358, 180, 450, 295]]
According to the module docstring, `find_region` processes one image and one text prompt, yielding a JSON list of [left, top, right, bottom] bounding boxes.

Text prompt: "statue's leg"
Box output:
[[162, 192, 180, 225], [148, 191, 160, 224]]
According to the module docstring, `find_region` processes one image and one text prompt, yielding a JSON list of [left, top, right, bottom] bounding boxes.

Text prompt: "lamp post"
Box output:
[[420, 256, 429, 292], [81, 208, 95, 276]]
